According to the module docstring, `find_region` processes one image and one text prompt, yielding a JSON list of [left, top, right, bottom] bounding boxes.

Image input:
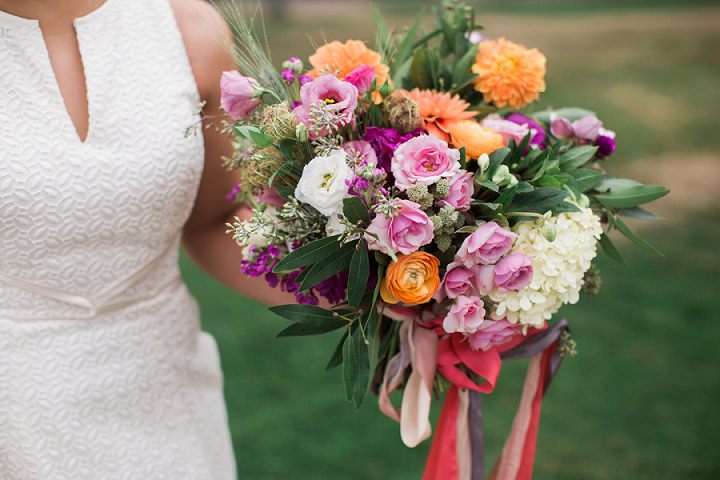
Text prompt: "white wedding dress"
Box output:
[[0, 0, 237, 478]]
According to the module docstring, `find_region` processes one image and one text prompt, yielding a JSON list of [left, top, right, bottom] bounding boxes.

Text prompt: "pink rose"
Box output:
[[481, 115, 530, 145], [550, 116, 574, 139], [365, 199, 434, 255], [572, 115, 602, 141], [437, 170, 474, 212], [468, 318, 520, 351], [293, 75, 359, 134], [391, 135, 460, 191], [456, 221, 516, 267], [493, 253, 533, 291], [443, 295, 486, 334], [442, 262, 482, 299], [220, 71, 262, 120], [342, 140, 378, 166], [476, 264, 495, 294], [344, 65, 376, 95]]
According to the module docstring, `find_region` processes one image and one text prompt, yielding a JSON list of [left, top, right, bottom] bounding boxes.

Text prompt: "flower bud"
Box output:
[[379, 79, 393, 98], [386, 95, 422, 134], [539, 219, 556, 242], [282, 56, 304, 74], [477, 153, 490, 173], [295, 123, 309, 142]]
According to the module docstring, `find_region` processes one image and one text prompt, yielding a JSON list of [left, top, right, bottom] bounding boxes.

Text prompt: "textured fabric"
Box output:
[[0, 0, 237, 478]]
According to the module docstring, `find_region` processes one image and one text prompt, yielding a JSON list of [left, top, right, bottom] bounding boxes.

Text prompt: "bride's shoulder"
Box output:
[[168, 0, 235, 101]]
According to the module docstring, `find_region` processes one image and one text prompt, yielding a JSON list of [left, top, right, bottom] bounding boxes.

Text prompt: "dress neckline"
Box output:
[[0, 0, 116, 28]]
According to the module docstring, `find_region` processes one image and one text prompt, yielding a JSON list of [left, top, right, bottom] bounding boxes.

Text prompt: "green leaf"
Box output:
[[299, 241, 357, 291], [496, 186, 517, 211], [351, 327, 370, 409], [277, 321, 346, 337], [559, 145, 598, 170], [505, 187, 569, 214], [488, 147, 510, 171], [343, 197, 370, 226], [273, 235, 340, 272], [395, 10, 425, 68], [325, 332, 348, 371], [567, 168, 605, 192], [342, 333, 357, 402], [595, 178, 641, 192], [270, 303, 345, 324], [458, 147, 467, 169], [410, 48, 433, 89], [613, 217, 664, 257], [348, 242, 369, 308], [617, 207, 663, 221], [599, 233, 626, 264], [505, 133, 531, 167], [235, 125, 273, 148], [595, 185, 670, 209], [452, 44, 478, 87]]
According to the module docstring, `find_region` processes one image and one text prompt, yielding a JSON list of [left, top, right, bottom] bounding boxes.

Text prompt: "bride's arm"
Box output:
[[171, 0, 297, 305]]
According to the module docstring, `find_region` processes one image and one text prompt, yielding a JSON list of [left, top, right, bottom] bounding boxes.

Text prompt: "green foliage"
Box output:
[[273, 235, 340, 272], [595, 184, 670, 209], [348, 243, 370, 308], [343, 197, 371, 226], [270, 304, 348, 336], [299, 240, 358, 291]]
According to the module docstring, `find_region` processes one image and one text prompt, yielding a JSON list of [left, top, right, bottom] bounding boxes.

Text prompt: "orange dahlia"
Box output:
[[308, 40, 390, 101], [403, 89, 477, 143], [472, 38, 546, 109]]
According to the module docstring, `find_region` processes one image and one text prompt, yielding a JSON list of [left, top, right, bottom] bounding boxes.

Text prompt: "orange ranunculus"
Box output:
[[308, 40, 390, 101], [471, 38, 546, 109], [448, 120, 505, 159], [380, 252, 440, 306], [403, 89, 477, 143]]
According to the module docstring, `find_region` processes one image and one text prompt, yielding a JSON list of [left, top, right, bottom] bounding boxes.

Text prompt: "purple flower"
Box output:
[[282, 56, 304, 74], [281, 68, 296, 84], [595, 131, 617, 157], [315, 271, 349, 304], [363, 127, 422, 175], [226, 183, 241, 201], [297, 74, 313, 86], [506, 113, 546, 147]]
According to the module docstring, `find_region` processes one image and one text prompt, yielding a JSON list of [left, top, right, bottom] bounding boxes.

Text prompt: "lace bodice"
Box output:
[[0, 1, 236, 478]]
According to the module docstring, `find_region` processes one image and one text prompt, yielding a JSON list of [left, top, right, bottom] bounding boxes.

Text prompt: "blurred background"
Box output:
[[183, 0, 720, 478]]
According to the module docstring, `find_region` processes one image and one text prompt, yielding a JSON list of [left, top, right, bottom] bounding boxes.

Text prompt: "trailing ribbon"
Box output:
[[378, 303, 569, 480]]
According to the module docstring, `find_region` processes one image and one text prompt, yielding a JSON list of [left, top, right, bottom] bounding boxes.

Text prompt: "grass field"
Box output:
[[181, 3, 720, 478]]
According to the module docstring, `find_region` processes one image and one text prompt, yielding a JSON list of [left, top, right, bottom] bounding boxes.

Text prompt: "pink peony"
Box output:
[[293, 75, 359, 133], [391, 135, 461, 191], [437, 170, 474, 212], [342, 140, 378, 166], [468, 318, 520, 351], [365, 200, 434, 255], [443, 295, 486, 334], [456, 221, 516, 267], [442, 262, 482, 299], [493, 252, 533, 291], [344, 65, 376, 95], [481, 115, 530, 145], [220, 71, 262, 120]]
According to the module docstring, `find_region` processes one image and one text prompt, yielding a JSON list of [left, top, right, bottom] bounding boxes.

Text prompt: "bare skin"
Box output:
[[0, 0, 298, 305]]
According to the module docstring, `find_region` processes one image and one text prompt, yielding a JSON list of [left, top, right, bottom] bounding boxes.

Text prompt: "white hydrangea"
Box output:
[[489, 207, 603, 327]]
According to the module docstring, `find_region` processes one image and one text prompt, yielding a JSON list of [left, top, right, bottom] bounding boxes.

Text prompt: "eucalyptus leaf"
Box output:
[[273, 235, 340, 272], [348, 242, 369, 308], [595, 185, 669, 209]]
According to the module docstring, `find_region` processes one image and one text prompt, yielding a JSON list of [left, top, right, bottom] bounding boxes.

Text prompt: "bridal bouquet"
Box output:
[[221, 2, 668, 477]]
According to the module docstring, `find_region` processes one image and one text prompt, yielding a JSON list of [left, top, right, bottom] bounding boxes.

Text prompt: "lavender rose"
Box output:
[[493, 253, 533, 291], [456, 221, 516, 267], [220, 71, 263, 120], [443, 295, 486, 334], [391, 135, 460, 191], [365, 199, 434, 255], [437, 171, 474, 212], [468, 318, 520, 351]]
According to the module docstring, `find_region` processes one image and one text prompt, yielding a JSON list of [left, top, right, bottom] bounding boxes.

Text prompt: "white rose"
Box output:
[[294, 149, 353, 215]]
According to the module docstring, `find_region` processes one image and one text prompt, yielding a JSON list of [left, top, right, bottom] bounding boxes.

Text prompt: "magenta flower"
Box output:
[[596, 134, 617, 157], [456, 221, 516, 267], [281, 68, 296, 84], [391, 135, 461, 191], [364, 199, 434, 255], [220, 71, 263, 120], [468, 318, 520, 351], [437, 170, 474, 212], [293, 75, 359, 132], [363, 127, 422, 175], [494, 253, 533, 291], [443, 295, 486, 334], [345, 65, 376, 95]]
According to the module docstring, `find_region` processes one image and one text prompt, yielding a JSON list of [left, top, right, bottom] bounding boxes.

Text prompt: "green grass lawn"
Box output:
[[181, 4, 720, 478]]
